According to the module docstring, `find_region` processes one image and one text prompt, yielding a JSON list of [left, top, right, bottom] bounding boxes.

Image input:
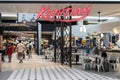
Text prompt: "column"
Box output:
[[61, 22, 64, 65], [37, 22, 41, 55], [0, 35, 3, 45], [54, 21, 57, 62], [34, 33, 37, 53]]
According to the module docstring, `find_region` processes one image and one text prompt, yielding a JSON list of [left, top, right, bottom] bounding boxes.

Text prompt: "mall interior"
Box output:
[[1, 1, 120, 80]]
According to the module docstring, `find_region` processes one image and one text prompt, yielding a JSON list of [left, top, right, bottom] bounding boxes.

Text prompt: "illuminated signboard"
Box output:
[[37, 5, 92, 22]]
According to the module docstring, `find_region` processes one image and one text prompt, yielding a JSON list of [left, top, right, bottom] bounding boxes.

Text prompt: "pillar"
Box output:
[[37, 22, 41, 55], [0, 35, 3, 45]]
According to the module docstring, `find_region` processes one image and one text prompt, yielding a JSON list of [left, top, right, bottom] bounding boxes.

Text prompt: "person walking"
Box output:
[[17, 40, 25, 63], [8, 43, 14, 62], [27, 41, 33, 59]]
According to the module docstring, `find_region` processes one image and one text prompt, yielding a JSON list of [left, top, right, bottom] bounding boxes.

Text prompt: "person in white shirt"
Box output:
[[17, 40, 25, 63]]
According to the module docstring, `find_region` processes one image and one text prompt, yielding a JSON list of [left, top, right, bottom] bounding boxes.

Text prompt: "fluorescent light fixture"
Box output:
[[1, 12, 17, 17], [72, 16, 116, 20], [83, 25, 86, 32]]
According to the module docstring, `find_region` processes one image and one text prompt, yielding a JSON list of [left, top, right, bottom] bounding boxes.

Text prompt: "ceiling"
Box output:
[[0, 3, 120, 17]]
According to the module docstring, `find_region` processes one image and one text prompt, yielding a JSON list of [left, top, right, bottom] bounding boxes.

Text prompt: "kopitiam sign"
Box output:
[[37, 5, 92, 22]]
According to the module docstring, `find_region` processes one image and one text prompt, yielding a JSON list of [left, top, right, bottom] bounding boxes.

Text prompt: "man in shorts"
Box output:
[[17, 40, 25, 63]]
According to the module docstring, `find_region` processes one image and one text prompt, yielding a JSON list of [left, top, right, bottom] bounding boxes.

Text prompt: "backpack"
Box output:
[[29, 45, 32, 50]]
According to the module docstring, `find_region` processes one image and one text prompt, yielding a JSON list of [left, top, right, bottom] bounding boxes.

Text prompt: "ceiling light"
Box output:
[[22, 14, 26, 24], [80, 26, 83, 32], [31, 14, 36, 23], [83, 25, 86, 32], [98, 11, 101, 22]]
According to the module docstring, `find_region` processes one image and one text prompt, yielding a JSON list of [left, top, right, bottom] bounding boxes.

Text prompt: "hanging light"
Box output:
[[22, 14, 26, 24], [98, 11, 101, 22], [80, 25, 86, 33], [80, 20, 86, 33], [80, 26, 83, 32], [31, 14, 36, 23], [83, 25, 86, 32], [101, 33, 104, 37]]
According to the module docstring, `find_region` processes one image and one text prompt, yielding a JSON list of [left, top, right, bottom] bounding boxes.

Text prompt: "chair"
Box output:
[[89, 57, 95, 69], [108, 53, 119, 71], [82, 56, 91, 70], [96, 57, 105, 72]]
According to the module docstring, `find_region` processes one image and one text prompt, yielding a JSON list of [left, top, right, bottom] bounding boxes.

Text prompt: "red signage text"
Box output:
[[37, 5, 92, 22]]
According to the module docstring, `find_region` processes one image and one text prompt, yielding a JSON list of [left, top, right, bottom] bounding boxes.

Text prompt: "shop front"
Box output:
[[0, 0, 120, 69]]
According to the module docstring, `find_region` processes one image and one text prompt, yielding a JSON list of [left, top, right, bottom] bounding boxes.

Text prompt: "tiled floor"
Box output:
[[7, 66, 119, 80], [1, 54, 120, 80], [0, 71, 12, 80]]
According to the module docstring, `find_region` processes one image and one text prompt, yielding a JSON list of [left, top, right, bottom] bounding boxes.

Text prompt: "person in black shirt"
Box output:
[[101, 51, 107, 59], [101, 50, 110, 72]]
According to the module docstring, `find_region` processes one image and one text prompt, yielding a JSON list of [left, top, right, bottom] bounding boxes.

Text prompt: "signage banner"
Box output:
[[37, 5, 92, 22]]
